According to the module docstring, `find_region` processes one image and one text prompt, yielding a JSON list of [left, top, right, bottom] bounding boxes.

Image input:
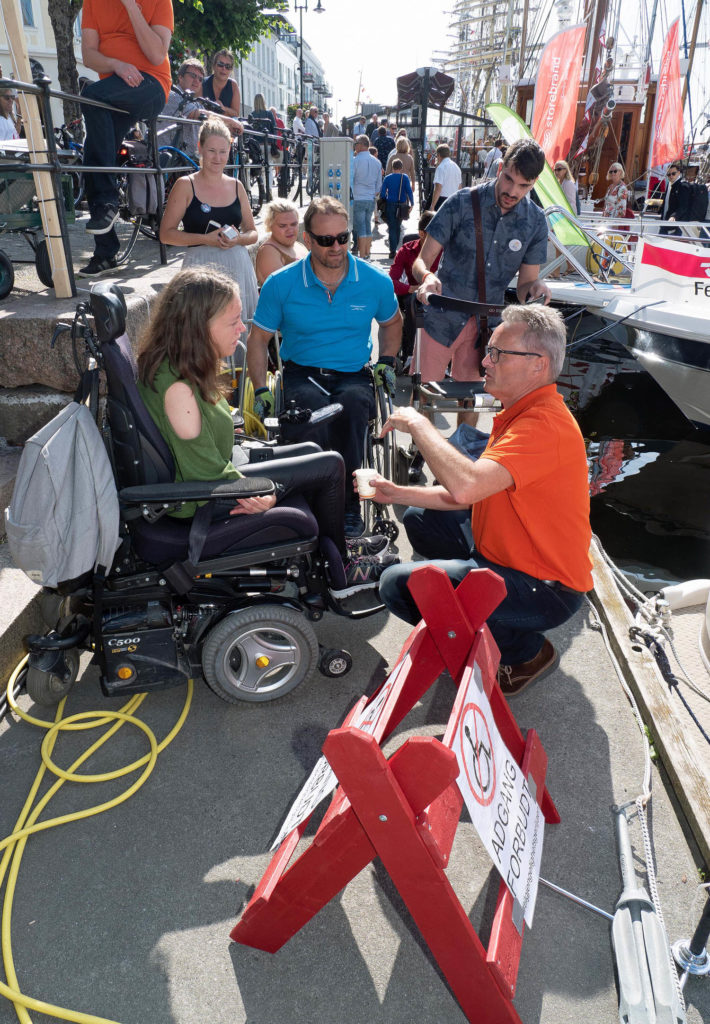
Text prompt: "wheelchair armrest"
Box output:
[[119, 477, 275, 507]]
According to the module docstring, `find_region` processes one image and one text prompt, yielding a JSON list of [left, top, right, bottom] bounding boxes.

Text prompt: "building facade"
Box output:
[[239, 21, 331, 119], [0, 10, 331, 127]]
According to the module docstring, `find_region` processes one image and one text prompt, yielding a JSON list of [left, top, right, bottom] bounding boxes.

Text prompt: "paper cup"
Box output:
[[355, 468, 376, 499]]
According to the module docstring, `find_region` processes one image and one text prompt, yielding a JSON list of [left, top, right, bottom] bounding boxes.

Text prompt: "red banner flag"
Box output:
[[651, 19, 684, 168], [532, 23, 586, 165]]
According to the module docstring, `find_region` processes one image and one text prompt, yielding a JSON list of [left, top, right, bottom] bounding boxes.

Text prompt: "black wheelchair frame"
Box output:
[[24, 284, 386, 709]]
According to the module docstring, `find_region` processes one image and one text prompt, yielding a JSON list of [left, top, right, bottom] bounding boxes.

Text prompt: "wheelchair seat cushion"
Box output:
[[129, 496, 318, 564]]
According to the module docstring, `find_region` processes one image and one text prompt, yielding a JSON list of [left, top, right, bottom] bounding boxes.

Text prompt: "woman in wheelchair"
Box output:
[[136, 268, 398, 593]]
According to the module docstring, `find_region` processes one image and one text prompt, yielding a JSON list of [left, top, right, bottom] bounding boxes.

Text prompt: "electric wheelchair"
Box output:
[[23, 284, 385, 708]]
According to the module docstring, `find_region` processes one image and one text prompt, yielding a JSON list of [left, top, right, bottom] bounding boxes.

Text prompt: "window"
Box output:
[[21, 0, 34, 27]]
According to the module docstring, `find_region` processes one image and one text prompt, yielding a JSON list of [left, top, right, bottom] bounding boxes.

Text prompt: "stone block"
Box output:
[[0, 387, 69, 445]]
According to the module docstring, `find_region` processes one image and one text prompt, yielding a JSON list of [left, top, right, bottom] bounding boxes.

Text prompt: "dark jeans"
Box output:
[[380, 506, 583, 664], [385, 201, 400, 256], [240, 445, 346, 554], [82, 72, 165, 259], [403, 506, 473, 560], [282, 363, 376, 509]]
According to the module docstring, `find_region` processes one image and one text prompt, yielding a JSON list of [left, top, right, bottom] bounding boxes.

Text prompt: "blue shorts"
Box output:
[[352, 199, 374, 238]]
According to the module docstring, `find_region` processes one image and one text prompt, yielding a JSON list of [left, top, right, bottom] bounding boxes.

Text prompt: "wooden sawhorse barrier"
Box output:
[[231, 567, 560, 1024]]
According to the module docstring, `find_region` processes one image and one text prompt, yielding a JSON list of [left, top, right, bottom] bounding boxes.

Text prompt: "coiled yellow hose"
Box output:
[[1, 657, 193, 1024]]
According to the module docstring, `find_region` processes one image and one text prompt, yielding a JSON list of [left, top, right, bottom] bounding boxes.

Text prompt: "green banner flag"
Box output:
[[486, 103, 589, 248]]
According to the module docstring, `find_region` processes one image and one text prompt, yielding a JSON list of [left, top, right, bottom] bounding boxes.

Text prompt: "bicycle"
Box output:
[[54, 119, 84, 208]]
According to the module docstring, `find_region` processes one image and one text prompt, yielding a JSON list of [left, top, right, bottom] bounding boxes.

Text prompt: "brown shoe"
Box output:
[[497, 639, 559, 698]]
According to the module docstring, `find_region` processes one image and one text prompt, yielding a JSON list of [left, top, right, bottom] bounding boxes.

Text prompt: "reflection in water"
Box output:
[[558, 313, 710, 587]]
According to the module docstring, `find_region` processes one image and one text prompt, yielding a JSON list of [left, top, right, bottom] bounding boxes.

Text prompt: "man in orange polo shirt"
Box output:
[[79, 0, 173, 278], [372, 303, 592, 698]]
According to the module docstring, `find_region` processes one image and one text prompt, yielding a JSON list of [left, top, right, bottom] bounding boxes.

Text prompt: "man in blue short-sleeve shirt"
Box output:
[[412, 138, 551, 390], [248, 196, 401, 536]]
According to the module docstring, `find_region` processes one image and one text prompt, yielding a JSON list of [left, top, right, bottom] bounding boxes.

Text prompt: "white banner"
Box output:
[[451, 664, 544, 929], [271, 656, 412, 850]]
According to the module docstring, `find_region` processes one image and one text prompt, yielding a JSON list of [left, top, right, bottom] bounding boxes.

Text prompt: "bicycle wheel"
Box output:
[[35, 239, 53, 288], [247, 169, 265, 216], [112, 215, 143, 267], [0, 249, 14, 299], [70, 170, 84, 208]]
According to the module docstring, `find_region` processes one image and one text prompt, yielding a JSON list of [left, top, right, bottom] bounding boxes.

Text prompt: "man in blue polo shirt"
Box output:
[[248, 196, 402, 537]]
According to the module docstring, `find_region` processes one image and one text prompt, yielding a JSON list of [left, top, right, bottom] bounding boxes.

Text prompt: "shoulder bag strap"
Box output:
[[471, 187, 488, 347]]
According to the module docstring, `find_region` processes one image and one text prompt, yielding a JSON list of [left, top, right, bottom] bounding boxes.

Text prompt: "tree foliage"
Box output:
[[45, 0, 287, 127], [173, 0, 289, 66]]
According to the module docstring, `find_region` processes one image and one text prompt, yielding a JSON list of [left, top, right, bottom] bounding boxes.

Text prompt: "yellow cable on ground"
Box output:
[[1, 656, 193, 1024], [240, 375, 267, 439]]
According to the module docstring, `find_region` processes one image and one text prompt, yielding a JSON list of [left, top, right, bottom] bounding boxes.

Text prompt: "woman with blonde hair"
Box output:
[[553, 159, 578, 211], [255, 199, 307, 286], [386, 136, 416, 194], [251, 93, 276, 132], [602, 162, 629, 218], [159, 118, 259, 322]]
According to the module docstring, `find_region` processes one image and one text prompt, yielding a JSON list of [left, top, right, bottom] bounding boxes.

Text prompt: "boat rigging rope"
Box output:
[[565, 301, 665, 353], [628, 627, 710, 747], [1, 657, 193, 1024], [583, 593, 687, 1015]]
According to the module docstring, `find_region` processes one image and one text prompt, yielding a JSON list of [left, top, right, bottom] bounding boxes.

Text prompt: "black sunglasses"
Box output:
[[308, 230, 350, 247], [214, 61, 233, 70]]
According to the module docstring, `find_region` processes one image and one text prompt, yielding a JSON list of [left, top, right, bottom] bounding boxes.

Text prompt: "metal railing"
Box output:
[[0, 75, 322, 296], [542, 204, 710, 288]]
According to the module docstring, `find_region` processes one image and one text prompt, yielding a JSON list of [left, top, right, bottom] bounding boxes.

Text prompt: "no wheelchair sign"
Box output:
[[452, 664, 544, 929]]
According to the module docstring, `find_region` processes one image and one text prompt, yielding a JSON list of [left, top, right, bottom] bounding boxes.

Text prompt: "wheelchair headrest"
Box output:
[[90, 283, 127, 343]]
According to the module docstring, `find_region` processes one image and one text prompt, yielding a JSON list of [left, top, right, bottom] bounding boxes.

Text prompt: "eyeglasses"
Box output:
[[307, 230, 350, 247], [214, 61, 233, 70], [485, 344, 542, 364], [667, 171, 679, 178], [554, 165, 565, 171], [183, 71, 204, 82], [609, 168, 622, 174]]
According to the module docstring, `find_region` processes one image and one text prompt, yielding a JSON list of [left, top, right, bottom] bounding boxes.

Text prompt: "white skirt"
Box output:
[[182, 244, 259, 323]]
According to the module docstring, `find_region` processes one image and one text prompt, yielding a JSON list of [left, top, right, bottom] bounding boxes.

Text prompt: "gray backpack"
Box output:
[[5, 401, 120, 588]]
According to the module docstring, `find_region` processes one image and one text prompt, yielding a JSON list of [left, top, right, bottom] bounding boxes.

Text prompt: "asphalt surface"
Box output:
[[1, 437, 709, 1024]]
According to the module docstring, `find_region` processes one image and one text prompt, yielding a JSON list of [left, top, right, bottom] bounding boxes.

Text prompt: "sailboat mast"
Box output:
[[682, 0, 704, 108], [586, 0, 609, 92]]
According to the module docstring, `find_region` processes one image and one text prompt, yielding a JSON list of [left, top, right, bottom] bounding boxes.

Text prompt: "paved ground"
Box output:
[[1, 194, 709, 1024], [1, 399, 709, 1024]]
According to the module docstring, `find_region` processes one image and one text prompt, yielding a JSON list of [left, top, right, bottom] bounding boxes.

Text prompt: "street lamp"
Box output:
[[295, 0, 325, 110]]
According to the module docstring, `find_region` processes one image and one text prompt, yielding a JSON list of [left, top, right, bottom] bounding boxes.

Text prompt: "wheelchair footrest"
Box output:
[[417, 379, 485, 401]]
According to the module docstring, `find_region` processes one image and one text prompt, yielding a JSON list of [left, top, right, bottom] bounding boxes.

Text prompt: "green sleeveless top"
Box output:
[[138, 358, 241, 519]]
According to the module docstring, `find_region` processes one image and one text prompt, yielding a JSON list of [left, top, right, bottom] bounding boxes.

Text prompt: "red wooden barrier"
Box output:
[[231, 567, 559, 1023]]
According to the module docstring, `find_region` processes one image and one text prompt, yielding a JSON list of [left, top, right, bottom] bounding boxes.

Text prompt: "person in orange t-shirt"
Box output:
[[370, 303, 593, 698], [79, 0, 173, 278]]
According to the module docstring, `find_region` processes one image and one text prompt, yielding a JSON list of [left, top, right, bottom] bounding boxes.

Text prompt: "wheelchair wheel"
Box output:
[[362, 384, 398, 539], [319, 648, 352, 678], [26, 648, 80, 706], [201, 605, 318, 703]]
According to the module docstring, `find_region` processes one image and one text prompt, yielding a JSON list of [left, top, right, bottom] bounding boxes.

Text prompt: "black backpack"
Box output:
[[686, 181, 709, 222]]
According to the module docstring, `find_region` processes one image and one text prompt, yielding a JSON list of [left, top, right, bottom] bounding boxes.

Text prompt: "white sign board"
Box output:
[[451, 663, 544, 929], [632, 237, 710, 308], [271, 657, 412, 850]]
